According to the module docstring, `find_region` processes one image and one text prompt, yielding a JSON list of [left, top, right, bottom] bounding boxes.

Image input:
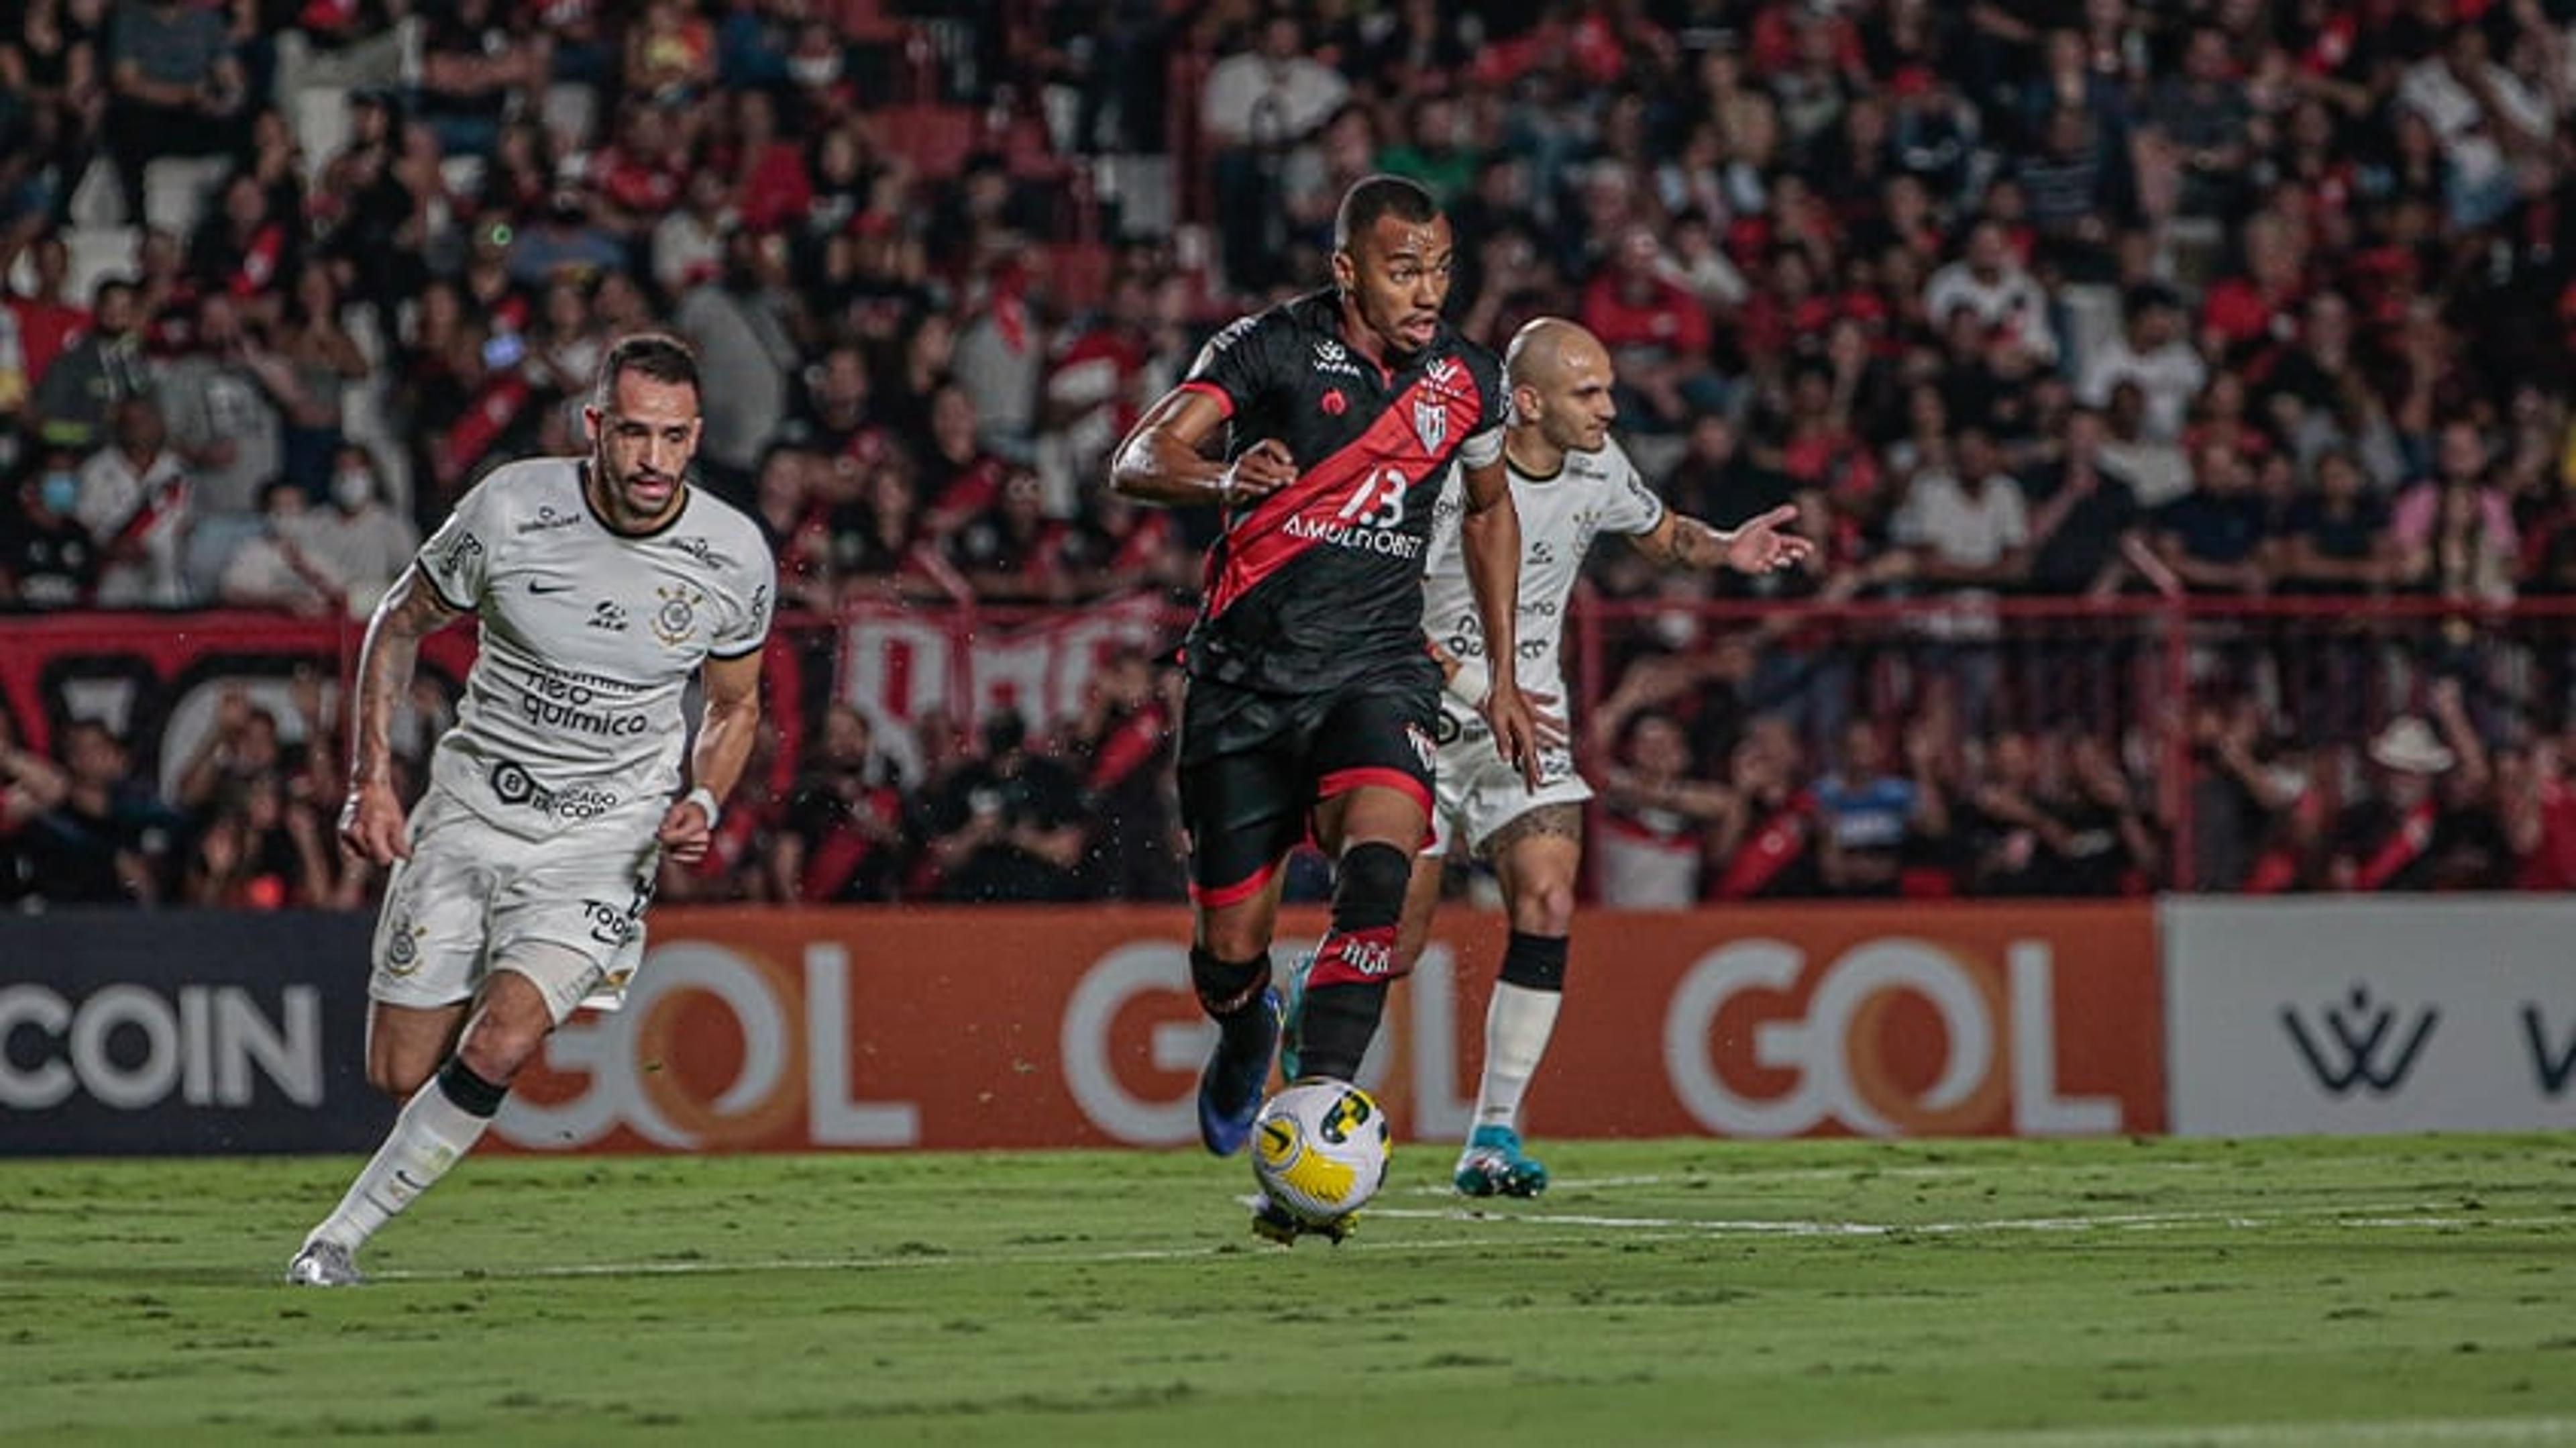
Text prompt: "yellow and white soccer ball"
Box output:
[[1251, 1080, 1392, 1226]]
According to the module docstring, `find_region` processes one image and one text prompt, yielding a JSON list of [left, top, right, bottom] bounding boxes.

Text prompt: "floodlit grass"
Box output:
[[4, 1135, 2572, 1445]]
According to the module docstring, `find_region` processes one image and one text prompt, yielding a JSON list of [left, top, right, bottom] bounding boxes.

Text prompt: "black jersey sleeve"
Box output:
[[1457, 341, 1507, 469], [1179, 307, 1291, 421]]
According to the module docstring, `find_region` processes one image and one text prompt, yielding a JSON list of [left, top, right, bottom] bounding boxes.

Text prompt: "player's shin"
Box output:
[[1295, 841, 1411, 1082], [303, 1057, 508, 1254], [1473, 931, 1569, 1131]]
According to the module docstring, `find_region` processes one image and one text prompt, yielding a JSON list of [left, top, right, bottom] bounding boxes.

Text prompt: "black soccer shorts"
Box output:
[[1175, 662, 1439, 909]]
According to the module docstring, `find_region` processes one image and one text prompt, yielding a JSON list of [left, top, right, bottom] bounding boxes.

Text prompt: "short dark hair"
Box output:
[[1334, 174, 1442, 254], [593, 331, 700, 408]]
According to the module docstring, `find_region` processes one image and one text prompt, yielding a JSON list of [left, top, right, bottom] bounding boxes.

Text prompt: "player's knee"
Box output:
[[453, 1021, 545, 1087], [456, 976, 557, 1084], [1511, 878, 1578, 937], [1333, 841, 1411, 923], [366, 1053, 435, 1100]]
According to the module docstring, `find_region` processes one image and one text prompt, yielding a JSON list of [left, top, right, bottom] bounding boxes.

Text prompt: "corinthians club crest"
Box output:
[[652, 583, 704, 646]]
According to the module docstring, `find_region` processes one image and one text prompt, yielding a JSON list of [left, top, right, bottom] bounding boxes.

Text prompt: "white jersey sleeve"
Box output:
[[416, 479, 500, 610], [1597, 438, 1667, 537]]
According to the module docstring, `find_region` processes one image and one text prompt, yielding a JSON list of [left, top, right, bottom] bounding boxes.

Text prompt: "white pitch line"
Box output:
[[365, 1202, 2575, 1284], [364, 1229, 1720, 1282], [1871, 1416, 2576, 1448]]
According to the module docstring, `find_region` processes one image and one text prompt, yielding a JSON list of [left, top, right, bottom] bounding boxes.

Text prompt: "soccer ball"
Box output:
[[1251, 1080, 1391, 1227]]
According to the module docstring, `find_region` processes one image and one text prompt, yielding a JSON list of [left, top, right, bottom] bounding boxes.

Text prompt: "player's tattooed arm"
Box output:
[[1110, 386, 1295, 507], [338, 566, 463, 864], [1633, 504, 1817, 574]]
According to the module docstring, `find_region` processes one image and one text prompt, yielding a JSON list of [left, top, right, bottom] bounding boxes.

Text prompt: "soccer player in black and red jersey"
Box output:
[[1112, 175, 1543, 1182]]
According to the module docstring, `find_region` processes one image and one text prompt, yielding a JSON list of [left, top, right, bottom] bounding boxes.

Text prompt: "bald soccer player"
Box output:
[[1289, 318, 1813, 1195]]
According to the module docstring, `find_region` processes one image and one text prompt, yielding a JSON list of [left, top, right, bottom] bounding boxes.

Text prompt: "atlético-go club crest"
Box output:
[[1412, 397, 1446, 454]]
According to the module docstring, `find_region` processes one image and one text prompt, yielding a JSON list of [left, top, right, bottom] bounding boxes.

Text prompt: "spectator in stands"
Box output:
[[1891, 425, 2032, 592], [1581, 222, 1723, 433], [2275, 448, 2396, 595], [916, 709, 1090, 903], [1597, 711, 1734, 908], [1812, 717, 1948, 897], [2080, 284, 2204, 444], [217, 478, 339, 615], [2332, 691, 2500, 891], [2395, 421, 2518, 604], [1201, 9, 1348, 292], [103, 0, 247, 225], [676, 227, 802, 497], [74, 393, 192, 607], [0, 709, 71, 902], [773, 703, 908, 903], [1705, 715, 1819, 901], [160, 292, 283, 588], [1067, 645, 1182, 902], [652, 167, 731, 301], [32, 276, 150, 451], [751, 443, 836, 613], [23, 717, 181, 904], [1, 449, 102, 608], [189, 167, 300, 304], [180, 747, 336, 909], [2397, 20, 2553, 231], [412, 0, 547, 161], [2025, 408, 2143, 596], [2134, 25, 2250, 224], [294, 444, 415, 613], [2187, 694, 2309, 892], [2155, 439, 2271, 596], [7, 235, 90, 398], [948, 466, 1070, 603], [1923, 220, 2057, 368]]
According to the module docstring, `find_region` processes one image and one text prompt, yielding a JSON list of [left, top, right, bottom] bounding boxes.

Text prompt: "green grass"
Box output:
[[4, 1135, 2573, 1446]]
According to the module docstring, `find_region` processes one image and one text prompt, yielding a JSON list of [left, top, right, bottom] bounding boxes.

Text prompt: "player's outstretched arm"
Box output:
[[659, 649, 763, 866], [339, 565, 464, 866], [1108, 386, 1295, 508], [1631, 503, 1817, 575]]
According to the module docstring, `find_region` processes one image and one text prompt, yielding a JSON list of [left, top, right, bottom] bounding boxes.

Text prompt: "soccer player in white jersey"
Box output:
[[1407, 317, 1809, 1196], [287, 333, 775, 1285]]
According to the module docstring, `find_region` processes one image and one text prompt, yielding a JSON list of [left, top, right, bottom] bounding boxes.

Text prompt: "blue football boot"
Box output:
[[1453, 1125, 1549, 1198], [1195, 986, 1281, 1156]]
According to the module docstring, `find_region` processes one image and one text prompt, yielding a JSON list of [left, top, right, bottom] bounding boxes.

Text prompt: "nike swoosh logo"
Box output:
[[529, 580, 576, 594], [393, 1170, 427, 1192]]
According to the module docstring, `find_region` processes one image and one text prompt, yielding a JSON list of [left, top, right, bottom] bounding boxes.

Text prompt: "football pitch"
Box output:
[[5, 1135, 2571, 1446]]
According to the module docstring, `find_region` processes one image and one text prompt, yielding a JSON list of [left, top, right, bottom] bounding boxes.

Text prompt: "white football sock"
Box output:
[[305, 1074, 494, 1253], [1470, 981, 1564, 1134]]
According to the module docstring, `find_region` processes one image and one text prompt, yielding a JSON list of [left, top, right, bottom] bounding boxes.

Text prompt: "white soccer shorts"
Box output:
[[1427, 701, 1593, 859], [368, 786, 660, 1023]]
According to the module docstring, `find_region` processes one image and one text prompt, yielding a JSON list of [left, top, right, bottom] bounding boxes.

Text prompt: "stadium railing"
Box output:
[[8, 592, 2571, 893]]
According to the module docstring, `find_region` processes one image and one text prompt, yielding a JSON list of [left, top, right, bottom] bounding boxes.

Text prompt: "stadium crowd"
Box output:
[[7, 0, 2576, 909]]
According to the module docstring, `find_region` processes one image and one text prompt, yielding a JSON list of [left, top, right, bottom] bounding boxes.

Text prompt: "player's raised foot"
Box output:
[[1196, 986, 1281, 1156], [1250, 1198, 1356, 1247], [285, 1239, 362, 1287], [1276, 952, 1313, 1083], [1454, 1125, 1549, 1199]]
